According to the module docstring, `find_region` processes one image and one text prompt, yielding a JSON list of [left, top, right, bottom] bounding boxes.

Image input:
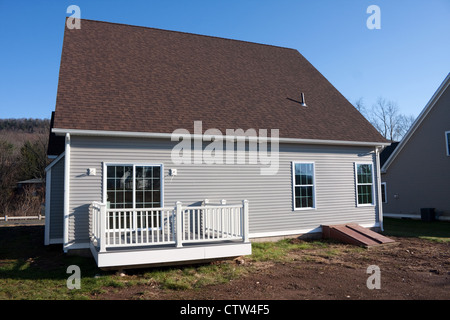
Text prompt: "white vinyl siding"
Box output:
[[67, 136, 380, 244]]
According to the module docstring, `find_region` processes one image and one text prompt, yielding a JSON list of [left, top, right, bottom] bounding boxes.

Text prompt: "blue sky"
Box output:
[[0, 0, 449, 119]]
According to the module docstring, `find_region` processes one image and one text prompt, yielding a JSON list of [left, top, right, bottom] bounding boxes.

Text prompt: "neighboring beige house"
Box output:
[[381, 73, 450, 221]]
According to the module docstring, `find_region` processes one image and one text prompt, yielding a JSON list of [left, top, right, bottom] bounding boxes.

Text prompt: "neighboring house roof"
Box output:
[[17, 178, 44, 184], [51, 19, 387, 145], [380, 141, 399, 167], [381, 73, 450, 172]]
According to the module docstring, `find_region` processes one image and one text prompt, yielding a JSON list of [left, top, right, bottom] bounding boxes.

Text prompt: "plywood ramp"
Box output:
[[322, 223, 395, 248]]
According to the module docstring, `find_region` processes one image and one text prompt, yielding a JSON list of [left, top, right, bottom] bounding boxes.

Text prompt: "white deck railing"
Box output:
[[89, 200, 249, 252]]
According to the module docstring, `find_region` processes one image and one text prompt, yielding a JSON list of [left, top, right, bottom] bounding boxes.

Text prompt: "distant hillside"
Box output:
[[0, 118, 50, 151], [0, 118, 50, 133]]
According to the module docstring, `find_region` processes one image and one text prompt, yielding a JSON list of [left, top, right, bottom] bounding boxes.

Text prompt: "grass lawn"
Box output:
[[0, 218, 449, 299], [0, 227, 331, 299], [382, 217, 450, 242], [0, 226, 333, 299]]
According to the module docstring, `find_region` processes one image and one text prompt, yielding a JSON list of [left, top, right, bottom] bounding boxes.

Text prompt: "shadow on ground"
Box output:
[[0, 225, 98, 280]]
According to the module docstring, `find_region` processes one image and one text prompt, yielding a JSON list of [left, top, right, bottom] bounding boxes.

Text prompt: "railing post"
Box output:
[[242, 200, 249, 243], [99, 203, 106, 252], [89, 204, 93, 241], [176, 201, 183, 247]]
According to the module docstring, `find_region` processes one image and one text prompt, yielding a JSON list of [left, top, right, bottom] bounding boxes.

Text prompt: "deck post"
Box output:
[[99, 203, 106, 252], [176, 201, 183, 247], [242, 200, 249, 243]]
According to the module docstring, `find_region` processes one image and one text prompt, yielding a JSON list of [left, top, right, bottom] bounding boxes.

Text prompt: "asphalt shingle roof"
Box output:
[[52, 19, 386, 143]]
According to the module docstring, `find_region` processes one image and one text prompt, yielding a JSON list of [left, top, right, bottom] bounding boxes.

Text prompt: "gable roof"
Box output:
[[381, 72, 450, 172], [52, 19, 387, 145]]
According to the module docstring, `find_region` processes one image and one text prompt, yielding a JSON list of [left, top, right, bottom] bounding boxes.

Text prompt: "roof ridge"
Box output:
[[77, 18, 298, 52]]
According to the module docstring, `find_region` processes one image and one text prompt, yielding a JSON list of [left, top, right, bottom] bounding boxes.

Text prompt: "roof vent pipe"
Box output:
[[300, 92, 307, 107]]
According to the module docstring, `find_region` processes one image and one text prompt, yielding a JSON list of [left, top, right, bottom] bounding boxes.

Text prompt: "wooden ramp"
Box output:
[[322, 223, 395, 248]]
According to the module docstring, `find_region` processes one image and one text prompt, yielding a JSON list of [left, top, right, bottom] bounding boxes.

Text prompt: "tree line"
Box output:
[[0, 118, 50, 216], [0, 118, 50, 133]]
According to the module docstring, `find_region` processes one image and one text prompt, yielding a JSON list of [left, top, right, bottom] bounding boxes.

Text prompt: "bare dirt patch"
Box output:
[[1, 225, 448, 301], [96, 237, 450, 300]]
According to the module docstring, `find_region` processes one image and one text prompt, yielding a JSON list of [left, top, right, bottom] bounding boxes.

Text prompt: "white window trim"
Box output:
[[102, 162, 164, 209], [445, 131, 450, 156], [381, 182, 387, 203], [354, 162, 375, 207], [292, 161, 316, 211]]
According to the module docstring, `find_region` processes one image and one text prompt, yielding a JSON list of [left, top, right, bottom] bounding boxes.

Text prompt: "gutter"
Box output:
[[375, 146, 384, 231], [52, 128, 390, 147], [63, 133, 70, 253]]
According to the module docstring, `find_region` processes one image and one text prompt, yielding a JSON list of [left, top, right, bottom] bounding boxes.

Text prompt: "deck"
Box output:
[[89, 201, 251, 269]]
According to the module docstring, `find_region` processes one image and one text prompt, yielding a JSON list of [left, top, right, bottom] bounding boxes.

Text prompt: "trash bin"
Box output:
[[420, 208, 435, 222]]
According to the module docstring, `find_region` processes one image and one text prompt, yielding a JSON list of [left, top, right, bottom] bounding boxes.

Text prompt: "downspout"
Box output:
[[375, 146, 384, 231], [63, 133, 71, 252]]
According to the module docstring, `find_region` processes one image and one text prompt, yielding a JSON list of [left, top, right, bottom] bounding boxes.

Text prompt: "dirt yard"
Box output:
[[98, 236, 450, 300], [0, 223, 448, 301]]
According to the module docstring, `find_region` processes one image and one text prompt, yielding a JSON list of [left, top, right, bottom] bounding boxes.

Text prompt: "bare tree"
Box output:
[[15, 184, 43, 217], [19, 133, 49, 181], [354, 97, 415, 142], [395, 114, 416, 141], [354, 97, 368, 117], [370, 97, 397, 141], [0, 140, 18, 215]]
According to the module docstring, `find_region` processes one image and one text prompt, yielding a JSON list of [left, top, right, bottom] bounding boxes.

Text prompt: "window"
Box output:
[[355, 163, 374, 206], [105, 164, 162, 209], [381, 182, 387, 203], [135, 166, 161, 208], [446, 131, 450, 156], [292, 162, 315, 209]]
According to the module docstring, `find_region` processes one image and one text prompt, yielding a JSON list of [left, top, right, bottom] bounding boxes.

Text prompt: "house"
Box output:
[[45, 19, 389, 269], [381, 73, 450, 221], [16, 178, 44, 195]]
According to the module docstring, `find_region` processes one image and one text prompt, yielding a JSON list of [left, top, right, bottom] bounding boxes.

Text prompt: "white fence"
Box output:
[[90, 200, 249, 252], [0, 215, 45, 221], [181, 205, 245, 243]]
